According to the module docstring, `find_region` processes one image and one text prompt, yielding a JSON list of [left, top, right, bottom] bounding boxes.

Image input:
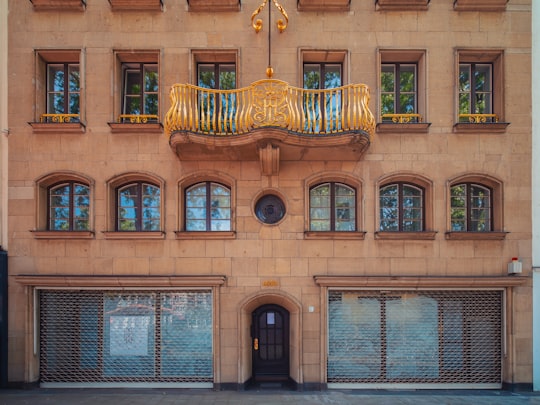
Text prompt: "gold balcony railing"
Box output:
[[381, 113, 423, 123], [40, 113, 80, 123], [117, 114, 159, 123], [459, 113, 499, 123], [165, 79, 375, 137]]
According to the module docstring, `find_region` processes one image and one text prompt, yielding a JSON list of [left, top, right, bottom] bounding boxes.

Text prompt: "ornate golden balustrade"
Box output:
[[165, 79, 375, 138], [117, 114, 159, 123], [381, 113, 423, 123], [40, 113, 80, 123], [459, 113, 499, 123]]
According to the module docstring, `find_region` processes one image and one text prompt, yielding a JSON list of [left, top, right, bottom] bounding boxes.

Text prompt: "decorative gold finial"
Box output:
[[266, 66, 274, 78], [251, 0, 288, 33]]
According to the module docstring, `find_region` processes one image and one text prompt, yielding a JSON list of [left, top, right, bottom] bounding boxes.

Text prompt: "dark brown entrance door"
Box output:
[[251, 304, 290, 382]]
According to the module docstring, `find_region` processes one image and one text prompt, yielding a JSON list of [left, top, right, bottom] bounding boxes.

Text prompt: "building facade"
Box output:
[[7, 0, 534, 390]]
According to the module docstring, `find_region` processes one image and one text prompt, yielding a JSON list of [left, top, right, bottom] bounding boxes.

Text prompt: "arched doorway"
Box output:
[[251, 304, 290, 383]]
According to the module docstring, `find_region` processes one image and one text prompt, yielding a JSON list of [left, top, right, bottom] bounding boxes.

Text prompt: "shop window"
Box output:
[[375, 173, 435, 240], [454, 49, 508, 132], [109, 51, 162, 133], [377, 49, 429, 133], [104, 173, 165, 239], [33, 172, 94, 239], [446, 174, 506, 240], [30, 50, 85, 133]]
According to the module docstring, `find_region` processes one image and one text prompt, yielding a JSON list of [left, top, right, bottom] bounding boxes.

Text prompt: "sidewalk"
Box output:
[[1, 388, 540, 405]]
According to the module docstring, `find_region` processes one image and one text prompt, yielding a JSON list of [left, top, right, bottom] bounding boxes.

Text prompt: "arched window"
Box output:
[[185, 182, 231, 231], [450, 183, 492, 232], [48, 181, 90, 231], [309, 182, 356, 231], [116, 182, 161, 231], [379, 182, 424, 232]]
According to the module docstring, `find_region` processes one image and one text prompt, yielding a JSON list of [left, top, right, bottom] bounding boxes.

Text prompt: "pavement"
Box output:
[[1, 388, 540, 405]]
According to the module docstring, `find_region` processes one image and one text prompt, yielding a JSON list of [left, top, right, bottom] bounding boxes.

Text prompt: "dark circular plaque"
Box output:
[[255, 194, 286, 224]]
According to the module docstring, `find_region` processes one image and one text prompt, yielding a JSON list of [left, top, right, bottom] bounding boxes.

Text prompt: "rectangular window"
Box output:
[[121, 63, 159, 122], [378, 50, 426, 127], [455, 49, 506, 128], [34, 50, 83, 126], [381, 63, 417, 119], [113, 51, 160, 124], [458, 63, 493, 121]]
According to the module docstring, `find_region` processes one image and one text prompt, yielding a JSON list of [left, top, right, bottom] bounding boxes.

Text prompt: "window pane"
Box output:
[[379, 184, 399, 231], [48, 64, 64, 92], [474, 64, 491, 92], [324, 64, 342, 89], [335, 184, 355, 231], [459, 65, 470, 92], [125, 69, 141, 95], [218, 65, 236, 90], [198, 64, 216, 89], [68, 64, 80, 92], [304, 64, 320, 90], [399, 94, 415, 114], [399, 65, 416, 93], [125, 96, 141, 115], [310, 184, 331, 231], [144, 65, 159, 92], [144, 94, 158, 116], [381, 65, 395, 92], [48, 93, 65, 115], [381, 94, 395, 116]]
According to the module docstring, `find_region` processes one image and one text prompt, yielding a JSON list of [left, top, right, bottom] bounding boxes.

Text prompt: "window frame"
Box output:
[[31, 49, 85, 133], [454, 49, 508, 132], [109, 50, 162, 133], [309, 182, 357, 233], [458, 63, 494, 120], [379, 182, 425, 232], [184, 181, 232, 232], [446, 174, 506, 240], [377, 49, 429, 133], [115, 181, 161, 232], [375, 173, 435, 240], [450, 183, 493, 232], [33, 172, 94, 239], [176, 171, 236, 239], [104, 172, 165, 239], [47, 180, 90, 232], [46, 62, 80, 119], [304, 172, 364, 240], [121, 62, 159, 121]]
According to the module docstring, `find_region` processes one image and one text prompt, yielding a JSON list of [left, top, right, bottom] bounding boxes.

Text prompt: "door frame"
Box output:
[[238, 291, 303, 386]]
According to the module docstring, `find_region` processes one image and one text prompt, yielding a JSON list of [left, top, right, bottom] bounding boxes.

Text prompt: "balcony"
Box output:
[[165, 79, 375, 173]]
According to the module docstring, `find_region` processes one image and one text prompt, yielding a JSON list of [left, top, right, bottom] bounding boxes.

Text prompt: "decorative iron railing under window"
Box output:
[[165, 79, 375, 137]]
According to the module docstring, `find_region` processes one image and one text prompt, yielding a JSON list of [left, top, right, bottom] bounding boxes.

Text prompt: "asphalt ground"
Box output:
[[1, 388, 540, 405]]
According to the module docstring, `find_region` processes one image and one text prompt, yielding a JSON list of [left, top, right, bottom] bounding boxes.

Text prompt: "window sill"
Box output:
[[29, 122, 86, 134], [102, 231, 166, 240], [376, 122, 431, 133], [108, 0, 163, 11], [375, 231, 437, 240], [174, 231, 236, 240], [376, 0, 430, 11], [297, 0, 350, 11], [108, 122, 163, 134], [30, 0, 86, 11], [453, 122, 510, 133], [187, 0, 240, 11], [304, 231, 366, 240], [31, 230, 94, 239], [453, 0, 507, 11], [445, 231, 508, 240]]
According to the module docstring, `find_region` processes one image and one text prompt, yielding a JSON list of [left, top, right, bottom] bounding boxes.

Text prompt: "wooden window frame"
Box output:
[[377, 49, 430, 133], [454, 49, 509, 133], [446, 174, 506, 240], [103, 172, 165, 239], [30, 50, 85, 134], [184, 181, 232, 232], [309, 182, 357, 233], [375, 173, 436, 240], [33, 172, 94, 239]]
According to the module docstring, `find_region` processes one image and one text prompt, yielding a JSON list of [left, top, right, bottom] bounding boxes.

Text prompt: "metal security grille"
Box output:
[[40, 290, 213, 386], [327, 290, 502, 386]]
